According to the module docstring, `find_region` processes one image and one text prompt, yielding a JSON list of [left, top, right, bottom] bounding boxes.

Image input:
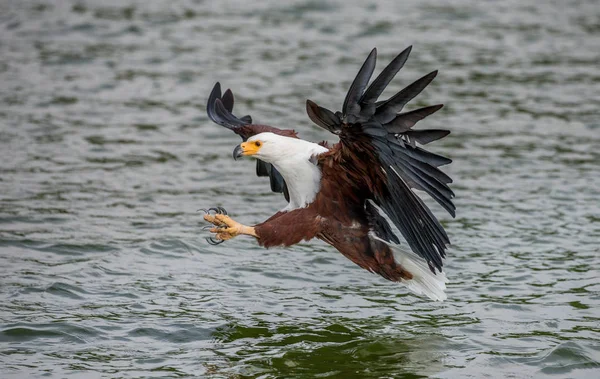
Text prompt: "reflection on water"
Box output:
[[210, 319, 448, 378], [1, 0, 599, 378]]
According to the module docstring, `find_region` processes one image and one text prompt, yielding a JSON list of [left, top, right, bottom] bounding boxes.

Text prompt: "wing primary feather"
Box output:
[[207, 83, 250, 131], [392, 153, 455, 197], [380, 193, 445, 272], [403, 129, 450, 145], [206, 82, 224, 126], [256, 160, 289, 198], [361, 45, 412, 106], [414, 194, 450, 244], [283, 182, 290, 202], [393, 147, 454, 184], [342, 48, 377, 122], [383, 104, 444, 133], [221, 88, 234, 112], [214, 98, 247, 127], [391, 162, 456, 216], [377, 149, 450, 272], [222, 89, 253, 124], [379, 197, 444, 272], [375, 70, 438, 124], [413, 145, 452, 167], [306, 100, 342, 133], [269, 165, 286, 193], [388, 137, 453, 167], [365, 200, 400, 244], [256, 160, 270, 177]]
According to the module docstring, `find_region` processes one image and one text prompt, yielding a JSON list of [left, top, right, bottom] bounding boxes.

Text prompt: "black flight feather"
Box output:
[[383, 104, 444, 133], [256, 160, 270, 177], [403, 129, 450, 145], [365, 201, 400, 244], [361, 46, 412, 106], [306, 100, 341, 133], [342, 48, 377, 122], [375, 70, 438, 124], [221, 88, 234, 112]]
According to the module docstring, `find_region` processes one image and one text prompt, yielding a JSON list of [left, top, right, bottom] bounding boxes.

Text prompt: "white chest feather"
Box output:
[[246, 132, 329, 211], [272, 155, 325, 211]]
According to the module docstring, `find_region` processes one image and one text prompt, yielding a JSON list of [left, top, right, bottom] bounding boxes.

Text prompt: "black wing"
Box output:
[[365, 200, 400, 244], [306, 47, 454, 274], [207, 82, 290, 201]]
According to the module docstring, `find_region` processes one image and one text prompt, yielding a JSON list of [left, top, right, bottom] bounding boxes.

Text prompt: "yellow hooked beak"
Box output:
[[233, 140, 262, 160]]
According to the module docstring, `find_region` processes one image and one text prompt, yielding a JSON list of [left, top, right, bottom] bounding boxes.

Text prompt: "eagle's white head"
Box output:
[[233, 132, 329, 210], [233, 132, 326, 164]]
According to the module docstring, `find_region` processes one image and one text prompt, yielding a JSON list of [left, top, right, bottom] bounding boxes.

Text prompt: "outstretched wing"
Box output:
[[307, 47, 454, 274], [206, 82, 297, 201]]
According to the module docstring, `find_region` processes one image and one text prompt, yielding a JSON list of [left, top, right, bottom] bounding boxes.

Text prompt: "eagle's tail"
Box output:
[[392, 244, 448, 302]]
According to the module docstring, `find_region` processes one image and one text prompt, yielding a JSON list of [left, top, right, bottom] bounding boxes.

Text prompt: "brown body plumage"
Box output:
[[254, 141, 413, 281]]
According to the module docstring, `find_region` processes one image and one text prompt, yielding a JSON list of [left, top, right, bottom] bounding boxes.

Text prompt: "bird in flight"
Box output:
[[203, 47, 454, 301]]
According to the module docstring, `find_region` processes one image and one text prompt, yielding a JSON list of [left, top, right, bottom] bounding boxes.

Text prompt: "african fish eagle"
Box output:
[[203, 47, 454, 301]]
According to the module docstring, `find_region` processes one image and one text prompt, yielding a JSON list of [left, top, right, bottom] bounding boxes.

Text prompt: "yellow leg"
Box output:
[[204, 214, 258, 242]]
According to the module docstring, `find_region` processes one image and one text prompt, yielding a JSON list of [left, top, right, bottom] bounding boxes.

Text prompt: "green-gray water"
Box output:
[[1, 1, 599, 378]]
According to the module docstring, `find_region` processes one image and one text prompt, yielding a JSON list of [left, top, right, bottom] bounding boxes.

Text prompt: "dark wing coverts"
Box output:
[[307, 47, 454, 273]]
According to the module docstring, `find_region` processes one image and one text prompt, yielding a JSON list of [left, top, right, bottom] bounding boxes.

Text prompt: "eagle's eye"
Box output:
[[255, 141, 262, 147]]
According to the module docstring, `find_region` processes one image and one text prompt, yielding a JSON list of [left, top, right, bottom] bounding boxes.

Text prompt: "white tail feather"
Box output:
[[390, 244, 448, 302]]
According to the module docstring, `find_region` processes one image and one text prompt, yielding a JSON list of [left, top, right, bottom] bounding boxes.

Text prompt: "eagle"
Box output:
[[202, 47, 454, 301]]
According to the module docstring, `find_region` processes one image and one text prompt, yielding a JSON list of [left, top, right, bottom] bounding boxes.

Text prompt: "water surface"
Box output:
[[1, 0, 599, 378]]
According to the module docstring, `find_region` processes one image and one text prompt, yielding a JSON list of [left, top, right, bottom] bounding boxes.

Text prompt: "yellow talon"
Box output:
[[203, 212, 258, 241], [203, 214, 226, 226]]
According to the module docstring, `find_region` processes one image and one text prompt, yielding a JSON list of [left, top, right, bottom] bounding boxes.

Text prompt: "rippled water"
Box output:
[[1, 0, 599, 378]]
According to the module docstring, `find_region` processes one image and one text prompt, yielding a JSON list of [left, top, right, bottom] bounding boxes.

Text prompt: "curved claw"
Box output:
[[207, 207, 223, 215], [198, 207, 228, 215], [206, 236, 225, 245]]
